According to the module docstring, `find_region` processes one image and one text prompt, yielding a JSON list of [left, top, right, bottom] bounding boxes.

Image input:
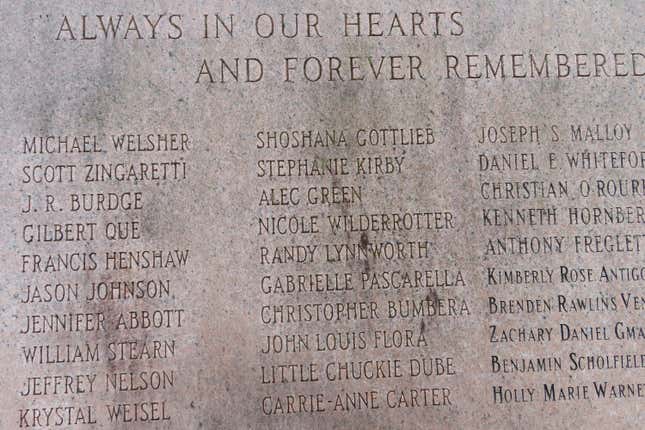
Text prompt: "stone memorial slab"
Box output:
[[0, 1, 643, 428]]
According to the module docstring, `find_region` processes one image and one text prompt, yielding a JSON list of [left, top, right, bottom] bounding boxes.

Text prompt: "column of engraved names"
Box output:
[[255, 126, 469, 418], [479, 121, 645, 407], [15, 132, 192, 427]]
